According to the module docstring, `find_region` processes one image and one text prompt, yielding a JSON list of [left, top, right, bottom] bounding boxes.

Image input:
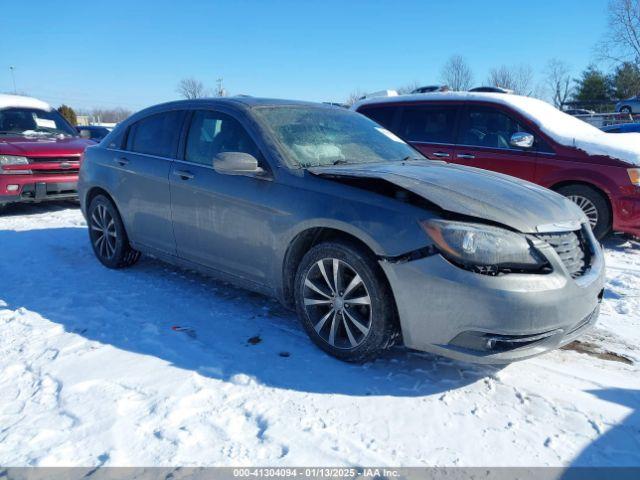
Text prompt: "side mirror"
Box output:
[[213, 152, 265, 177], [510, 132, 535, 149]]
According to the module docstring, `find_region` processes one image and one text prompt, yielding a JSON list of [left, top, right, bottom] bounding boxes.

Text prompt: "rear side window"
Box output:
[[185, 110, 261, 166], [126, 111, 185, 158], [358, 106, 397, 129], [397, 106, 457, 144]]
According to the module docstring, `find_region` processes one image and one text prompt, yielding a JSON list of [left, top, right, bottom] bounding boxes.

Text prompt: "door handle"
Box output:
[[457, 153, 476, 159], [173, 170, 194, 180], [114, 157, 129, 166], [431, 152, 450, 158]]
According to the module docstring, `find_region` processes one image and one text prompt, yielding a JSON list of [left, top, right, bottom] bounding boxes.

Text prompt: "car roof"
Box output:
[[142, 96, 332, 111], [0, 93, 52, 111], [124, 97, 339, 125], [352, 91, 524, 110]]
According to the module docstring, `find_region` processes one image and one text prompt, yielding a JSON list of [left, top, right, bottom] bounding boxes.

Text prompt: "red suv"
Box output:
[[0, 94, 94, 209], [355, 92, 640, 239]]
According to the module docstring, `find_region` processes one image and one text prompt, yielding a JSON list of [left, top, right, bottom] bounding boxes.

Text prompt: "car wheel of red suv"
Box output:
[[557, 185, 611, 240], [88, 195, 141, 269]]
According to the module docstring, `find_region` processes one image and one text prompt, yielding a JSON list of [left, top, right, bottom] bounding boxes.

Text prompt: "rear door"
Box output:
[[114, 110, 186, 254], [394, 104, 459, 161], [454, 104, 539, 180]]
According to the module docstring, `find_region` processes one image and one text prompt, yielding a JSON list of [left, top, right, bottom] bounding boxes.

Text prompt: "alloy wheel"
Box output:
[[302, 258, 372, 349], [90, 204, 117, 260], [567, 194, 598, 229]]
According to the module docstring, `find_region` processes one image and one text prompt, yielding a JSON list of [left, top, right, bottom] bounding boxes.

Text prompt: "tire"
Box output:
[[87, 194, 140, 269], [620, 106, 632, 114], [294, 240, 397, 362], [557, 184, 611, 240]]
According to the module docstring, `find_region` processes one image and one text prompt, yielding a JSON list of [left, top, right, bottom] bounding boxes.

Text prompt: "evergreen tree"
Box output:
[[57, 104, 77, 126], [572, 66, 613, 112]]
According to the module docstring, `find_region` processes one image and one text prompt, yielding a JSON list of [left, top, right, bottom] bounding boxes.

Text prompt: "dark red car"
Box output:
[[0, 94, 94, 209], [355, 92, 640, 239]]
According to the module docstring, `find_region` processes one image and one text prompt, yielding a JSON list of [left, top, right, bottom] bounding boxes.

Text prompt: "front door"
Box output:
[[454, 105, 538, 181], [169, 109, 275, 284]]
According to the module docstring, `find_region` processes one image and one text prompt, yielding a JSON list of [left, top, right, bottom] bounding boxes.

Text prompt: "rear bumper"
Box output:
[[380, 229, 605, 364], [0, 174, 78, 205]]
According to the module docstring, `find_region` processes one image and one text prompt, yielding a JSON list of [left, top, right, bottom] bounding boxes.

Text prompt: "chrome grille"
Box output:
[[28, 157, 80, 174], [537, 230, 590, 279]]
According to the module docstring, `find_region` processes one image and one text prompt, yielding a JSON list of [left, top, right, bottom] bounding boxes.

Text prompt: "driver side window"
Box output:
[[458, 106, 532, 150], [185, 110, 261, 166]]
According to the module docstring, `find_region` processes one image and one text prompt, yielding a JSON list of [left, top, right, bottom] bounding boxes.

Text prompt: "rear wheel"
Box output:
[[557, 184, 611, 240], [88, 194, 140, 268], [294, 241, 397, 362]]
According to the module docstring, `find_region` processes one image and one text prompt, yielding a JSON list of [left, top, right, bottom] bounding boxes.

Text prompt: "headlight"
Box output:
[[629, 168, 640, 186], [421, 220, 546, 272], [0, 155, 31, 175]]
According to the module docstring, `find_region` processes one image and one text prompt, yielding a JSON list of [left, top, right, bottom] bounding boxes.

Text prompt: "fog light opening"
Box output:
[[6, 185, 19, 192]]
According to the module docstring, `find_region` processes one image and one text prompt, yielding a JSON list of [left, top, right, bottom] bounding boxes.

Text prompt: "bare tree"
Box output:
[[78, 107, 133, 123], [486, 64, 534, 95], [545, 59, 573, 107], [345, 88, 367, 106], [598, 0, 640, 64], [176, 77, 209, 99], [440, 55, 474, 91]]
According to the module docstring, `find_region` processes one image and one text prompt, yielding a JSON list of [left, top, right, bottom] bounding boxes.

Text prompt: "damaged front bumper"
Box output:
[[379, 228, 605, 363]]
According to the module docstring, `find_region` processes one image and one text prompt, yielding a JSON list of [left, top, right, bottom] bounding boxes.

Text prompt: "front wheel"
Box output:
[[557, 184, 611, 240], [294, 241, 397, 362], [88, 195, 140, 269]]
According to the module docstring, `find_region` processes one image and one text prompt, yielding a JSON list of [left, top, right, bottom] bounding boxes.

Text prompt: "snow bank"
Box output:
[[0, 93, 52, 112], [354, 92, 640, 166]]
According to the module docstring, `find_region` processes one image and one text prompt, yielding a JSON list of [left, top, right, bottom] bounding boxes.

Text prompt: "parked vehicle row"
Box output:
[[4, 90, 638, 364], [78, 97, 605, 364], [354, 92, 640, 240]]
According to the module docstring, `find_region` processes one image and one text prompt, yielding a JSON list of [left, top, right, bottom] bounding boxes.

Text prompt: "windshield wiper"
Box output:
[[330, 159, 350, 165]]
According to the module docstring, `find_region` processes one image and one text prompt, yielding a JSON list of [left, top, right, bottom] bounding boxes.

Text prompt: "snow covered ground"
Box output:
[[0, 202, 639, 467]]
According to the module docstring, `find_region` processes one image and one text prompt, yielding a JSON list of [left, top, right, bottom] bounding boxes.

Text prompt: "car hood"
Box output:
[[0, 135, 94, 156], [309, 161, 586, 233]]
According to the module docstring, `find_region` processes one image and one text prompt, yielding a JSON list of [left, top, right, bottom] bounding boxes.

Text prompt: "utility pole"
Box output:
[[9, 66, 16, 94], [216, 77, 226, 97]]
